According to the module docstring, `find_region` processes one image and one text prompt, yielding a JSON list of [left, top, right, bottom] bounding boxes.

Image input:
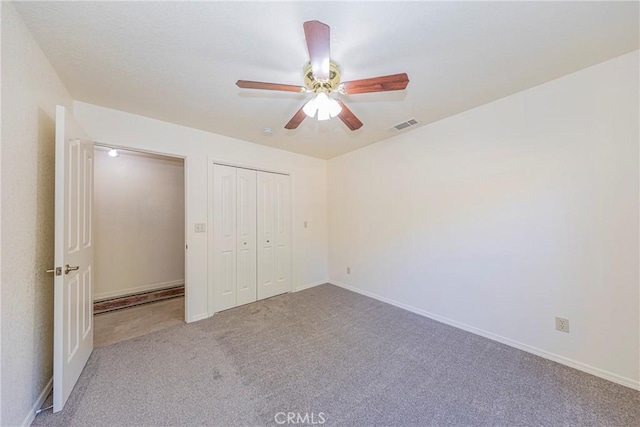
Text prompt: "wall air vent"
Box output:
[[391, 118, 419, 131]]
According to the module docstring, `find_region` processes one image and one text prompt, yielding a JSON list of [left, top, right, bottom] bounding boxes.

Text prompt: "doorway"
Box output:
[[92, 145, 186, 347]]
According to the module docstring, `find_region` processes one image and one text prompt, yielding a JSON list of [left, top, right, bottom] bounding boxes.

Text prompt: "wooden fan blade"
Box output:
[[336, 100, 363, 131], [340, 73, 409, 95], [303, 21, 330, 80], [284, 104, 307, 130], [236, 80, 305, 93]]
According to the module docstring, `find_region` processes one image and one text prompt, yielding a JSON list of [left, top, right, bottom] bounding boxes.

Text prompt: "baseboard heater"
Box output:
[[93, 285, 184, 315]]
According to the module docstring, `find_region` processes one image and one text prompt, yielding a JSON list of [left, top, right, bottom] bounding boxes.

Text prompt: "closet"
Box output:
[[212, 164, 291, 312]]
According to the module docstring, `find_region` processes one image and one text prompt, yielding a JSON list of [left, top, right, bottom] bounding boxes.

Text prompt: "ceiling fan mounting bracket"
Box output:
[[304, 61, 341, 94]]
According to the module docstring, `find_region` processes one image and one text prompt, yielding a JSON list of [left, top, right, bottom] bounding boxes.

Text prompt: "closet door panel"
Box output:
[[273, 174, 291, 294], [213, 164, 237, 312], [257, 171, 291, 300], [257, 172, 274, 300], [236, 168, 257, 306]]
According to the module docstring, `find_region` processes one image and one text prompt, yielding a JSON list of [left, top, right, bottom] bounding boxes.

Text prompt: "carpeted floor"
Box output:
[[33, 284, 639, 426]]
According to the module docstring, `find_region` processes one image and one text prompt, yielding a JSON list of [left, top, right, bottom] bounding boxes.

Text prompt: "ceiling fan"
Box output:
[[236, 20, 410, 131]]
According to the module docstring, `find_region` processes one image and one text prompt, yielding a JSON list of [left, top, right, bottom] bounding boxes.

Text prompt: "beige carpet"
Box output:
[[33, 284, 639, 426], [93, 296, 185, 348]]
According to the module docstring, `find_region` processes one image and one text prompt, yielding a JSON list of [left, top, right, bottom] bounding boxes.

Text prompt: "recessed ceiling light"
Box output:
[[108, 149, 119, 157], [263, 127, 273, 136]]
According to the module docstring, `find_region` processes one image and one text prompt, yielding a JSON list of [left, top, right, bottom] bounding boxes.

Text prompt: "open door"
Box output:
[[52, 105, 94, 412]]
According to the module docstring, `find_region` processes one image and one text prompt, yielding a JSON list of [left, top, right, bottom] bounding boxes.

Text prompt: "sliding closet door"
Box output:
[[236, 168, 257, 306], [257, 171, 291, 300], [213, 164, 237, 312]]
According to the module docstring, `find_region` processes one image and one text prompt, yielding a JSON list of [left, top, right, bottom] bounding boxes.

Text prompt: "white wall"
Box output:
[[0, 3, 4, 422], [94, 149, 185, 300], [73, 101, 329, 322], [328, 51, 639, 389], [1, 3, 74, 425], [0, 4, 4, 423]]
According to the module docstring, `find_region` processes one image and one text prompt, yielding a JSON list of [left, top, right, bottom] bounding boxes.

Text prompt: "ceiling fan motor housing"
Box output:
[[304, 61, 341, 93]]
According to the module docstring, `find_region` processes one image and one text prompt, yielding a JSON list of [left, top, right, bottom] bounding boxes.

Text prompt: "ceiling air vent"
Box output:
[[391, 118, 419, 131]]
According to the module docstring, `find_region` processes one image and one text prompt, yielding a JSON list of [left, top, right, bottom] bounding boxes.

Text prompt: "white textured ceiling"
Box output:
[[14, 1, 639, 159]]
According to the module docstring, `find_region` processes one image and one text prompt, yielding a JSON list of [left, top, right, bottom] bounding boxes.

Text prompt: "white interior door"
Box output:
[[257, 172, 291, 300], [236, 168, 257, 306], [53, 105, 94, 412], [213, 164, 237, 312]]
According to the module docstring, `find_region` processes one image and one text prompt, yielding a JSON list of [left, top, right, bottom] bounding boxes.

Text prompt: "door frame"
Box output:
[[207, 156, 295, 316], [93, 143, 190, 322]]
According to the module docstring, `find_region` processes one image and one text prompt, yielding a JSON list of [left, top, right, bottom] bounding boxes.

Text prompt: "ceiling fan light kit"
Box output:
[[236, 20, 410, 131], [303, 92, 342, 120]]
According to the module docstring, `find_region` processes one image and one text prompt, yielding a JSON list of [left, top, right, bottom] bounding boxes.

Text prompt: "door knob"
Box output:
[[65, 264, 80, 275]]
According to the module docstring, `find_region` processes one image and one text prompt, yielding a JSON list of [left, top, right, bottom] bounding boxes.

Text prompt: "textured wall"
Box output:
[[328, 52, 639, 389], [1, 3, 73, 425], [94, 149, 185, 300]]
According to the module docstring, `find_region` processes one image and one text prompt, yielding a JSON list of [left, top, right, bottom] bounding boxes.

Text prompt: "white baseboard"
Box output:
[[93, 279, 184, 301], [21, 376, 53, 427], [188, 312, 210, 323], [329, 280, 640, 391], [295, 280, 328, 292]]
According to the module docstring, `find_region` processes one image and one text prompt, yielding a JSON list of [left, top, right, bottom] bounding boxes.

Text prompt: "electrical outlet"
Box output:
[[347, 267, 351, 274], [555, 317, 570, 333], [194, 223, 206, 233]]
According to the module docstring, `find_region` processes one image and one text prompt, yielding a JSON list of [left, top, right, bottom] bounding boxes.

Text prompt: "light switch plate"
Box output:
[[194, 223, 206, 233]]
